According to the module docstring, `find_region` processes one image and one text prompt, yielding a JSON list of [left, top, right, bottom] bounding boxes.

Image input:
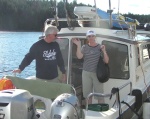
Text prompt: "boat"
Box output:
[[1, 0, 150, 119], [91, 7, 139, 29], [72, 4, 139, 30]]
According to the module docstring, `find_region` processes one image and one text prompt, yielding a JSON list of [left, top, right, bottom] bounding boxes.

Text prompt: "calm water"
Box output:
[[0, 31, 43, 78]]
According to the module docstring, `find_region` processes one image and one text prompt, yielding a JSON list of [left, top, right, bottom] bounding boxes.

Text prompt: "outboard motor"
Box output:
[[50, 93, 80, 119], [0, 89, 34, 119]]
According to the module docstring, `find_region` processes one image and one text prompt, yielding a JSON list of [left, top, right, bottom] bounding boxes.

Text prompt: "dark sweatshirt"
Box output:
[[19, 39, 66, 80]]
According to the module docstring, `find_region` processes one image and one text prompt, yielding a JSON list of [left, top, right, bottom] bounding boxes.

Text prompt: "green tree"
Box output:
[[0, 0, 149, 31]]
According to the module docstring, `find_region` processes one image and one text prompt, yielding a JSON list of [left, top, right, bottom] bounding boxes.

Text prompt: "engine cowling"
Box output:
[[50, 93, 80, 119]]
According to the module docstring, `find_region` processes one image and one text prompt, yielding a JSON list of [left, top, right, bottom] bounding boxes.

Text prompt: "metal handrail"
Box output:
[[118, 81, 132, 95], [0, 68, 17, 77], [0, 69, 13, 74], [86, 81, 132, 111], [71, 85, 76, 96]]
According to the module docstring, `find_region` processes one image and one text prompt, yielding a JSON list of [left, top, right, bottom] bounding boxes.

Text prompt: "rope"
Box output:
[[110, 87, 123, 119], [122, 101, 143, 119]]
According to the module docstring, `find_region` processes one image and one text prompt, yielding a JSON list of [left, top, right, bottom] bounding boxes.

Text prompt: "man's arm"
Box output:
[[13, 45, 35, 74], [19, 52, 35, 71]]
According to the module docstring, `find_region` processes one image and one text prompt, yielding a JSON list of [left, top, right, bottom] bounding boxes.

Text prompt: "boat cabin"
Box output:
[[55, 26, 150, 108], [37, 5, 150, 118], [1, 4, 150, 119]]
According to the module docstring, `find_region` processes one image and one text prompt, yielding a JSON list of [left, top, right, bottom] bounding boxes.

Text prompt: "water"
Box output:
[[0, 31, 43, 78]]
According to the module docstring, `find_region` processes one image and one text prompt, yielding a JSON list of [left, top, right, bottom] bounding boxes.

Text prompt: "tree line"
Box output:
[[0, 0, 149, 31]]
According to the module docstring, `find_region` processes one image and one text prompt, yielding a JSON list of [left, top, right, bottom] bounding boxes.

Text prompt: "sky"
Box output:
[[66, 0, 150, 15]]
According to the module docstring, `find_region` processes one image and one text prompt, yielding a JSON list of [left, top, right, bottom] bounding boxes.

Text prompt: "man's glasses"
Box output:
[[46, 34, 57, 37], [88, 35, 95, 38]]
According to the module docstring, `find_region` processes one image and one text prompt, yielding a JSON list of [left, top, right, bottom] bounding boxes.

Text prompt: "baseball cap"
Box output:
[[86, 30, 96, 36]]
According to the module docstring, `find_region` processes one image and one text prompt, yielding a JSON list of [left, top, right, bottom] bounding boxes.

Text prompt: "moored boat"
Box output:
[[0, 0, 150, 119]]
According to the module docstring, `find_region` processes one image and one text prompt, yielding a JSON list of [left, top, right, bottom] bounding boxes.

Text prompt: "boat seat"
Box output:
[[5, 76, 73, 100]]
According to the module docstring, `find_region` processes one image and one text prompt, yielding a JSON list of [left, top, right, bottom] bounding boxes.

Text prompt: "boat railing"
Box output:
[[86, 81, 132, 111], [0, 69, 13, 74], [0, 69, 14, 77], [71, 85, 77, 96]]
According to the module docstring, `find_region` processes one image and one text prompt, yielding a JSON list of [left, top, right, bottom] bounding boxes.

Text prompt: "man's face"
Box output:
[[45, 32, 57, 43]]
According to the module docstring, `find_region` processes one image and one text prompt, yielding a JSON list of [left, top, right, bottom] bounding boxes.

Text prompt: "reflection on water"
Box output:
[[0, 31, 42, 78]]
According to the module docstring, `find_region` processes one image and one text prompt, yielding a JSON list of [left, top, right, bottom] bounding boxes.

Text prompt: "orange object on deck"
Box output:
[[0, 77, 15, 91]]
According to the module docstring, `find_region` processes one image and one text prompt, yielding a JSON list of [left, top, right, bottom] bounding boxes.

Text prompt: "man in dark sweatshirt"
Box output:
[[13, 25, 66, 83]]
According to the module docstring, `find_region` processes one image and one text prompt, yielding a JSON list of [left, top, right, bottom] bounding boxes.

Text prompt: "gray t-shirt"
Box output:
[[81, 44, 102, 72]]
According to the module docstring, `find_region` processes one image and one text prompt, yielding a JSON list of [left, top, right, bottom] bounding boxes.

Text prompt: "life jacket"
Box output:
[[0, 77, 15, 91]]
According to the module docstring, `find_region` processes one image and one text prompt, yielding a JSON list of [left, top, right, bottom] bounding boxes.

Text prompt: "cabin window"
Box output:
[[102, 41, 129, 79], [142, 44, 150, 62]]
